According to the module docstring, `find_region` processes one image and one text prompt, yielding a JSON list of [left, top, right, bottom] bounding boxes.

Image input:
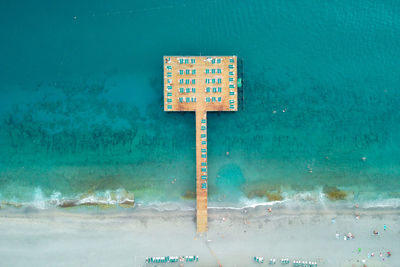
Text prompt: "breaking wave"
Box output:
[[0, 187, 135, 210]]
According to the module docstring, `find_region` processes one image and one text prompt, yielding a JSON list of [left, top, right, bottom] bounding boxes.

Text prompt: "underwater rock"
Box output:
[[246, 189, 267, 198], [1, 201, 23, 208], [119, 199, 135, 208], [265, 192, 283, 201], [389, 192, 400, 198], [58, 200, 79, 208], [117, 189, 135, 208], [245, 189, 283, 201], [243, 183, 283, 201], [323, 186, 347, 200], [58, 188, 135, 208], [182, 190, 196, 200]]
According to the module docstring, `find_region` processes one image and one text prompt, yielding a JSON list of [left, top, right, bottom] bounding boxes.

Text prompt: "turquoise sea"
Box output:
[[0, 0, 399, 210]]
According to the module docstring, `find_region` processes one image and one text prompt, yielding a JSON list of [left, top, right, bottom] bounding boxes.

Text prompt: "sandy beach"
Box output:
[[0, 206, 398, 267]]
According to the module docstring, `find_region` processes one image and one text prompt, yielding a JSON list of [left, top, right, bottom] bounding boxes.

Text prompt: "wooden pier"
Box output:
[[163, 56, 238, 232], [196, 110, 208, 232]]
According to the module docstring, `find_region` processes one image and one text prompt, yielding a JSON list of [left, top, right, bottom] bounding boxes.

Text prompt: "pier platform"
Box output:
[[163, 56, 238, 232]]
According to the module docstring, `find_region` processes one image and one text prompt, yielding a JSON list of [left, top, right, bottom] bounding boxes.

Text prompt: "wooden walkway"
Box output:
[[196, 109, 208, 232]]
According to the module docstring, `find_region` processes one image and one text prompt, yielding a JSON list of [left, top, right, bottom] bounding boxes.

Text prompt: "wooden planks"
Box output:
[[196, 109, 208, 232]]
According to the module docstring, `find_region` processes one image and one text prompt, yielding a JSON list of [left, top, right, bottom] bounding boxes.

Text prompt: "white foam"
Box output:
[[361, 198, 400, 209], [33, 187, 47, 209], [8, 188, 135, 209]]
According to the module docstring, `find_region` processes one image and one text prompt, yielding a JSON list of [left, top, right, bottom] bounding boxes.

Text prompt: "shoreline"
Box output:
[[2, 198, 400, 217], [1, 191, 400, 214]]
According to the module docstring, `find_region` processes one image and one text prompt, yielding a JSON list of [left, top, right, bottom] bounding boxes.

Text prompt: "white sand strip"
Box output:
[[0, 207, 398, 266]]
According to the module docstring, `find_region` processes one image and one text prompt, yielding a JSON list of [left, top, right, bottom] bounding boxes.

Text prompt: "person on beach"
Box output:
[[373, 230, 379, 235], [346, 232, 354, 239], [384, 224, 387, 231]]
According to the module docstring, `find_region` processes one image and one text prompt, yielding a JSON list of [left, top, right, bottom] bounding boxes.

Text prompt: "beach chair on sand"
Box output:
[[253, 256, 263, 263], [187, 256, 194, 262]]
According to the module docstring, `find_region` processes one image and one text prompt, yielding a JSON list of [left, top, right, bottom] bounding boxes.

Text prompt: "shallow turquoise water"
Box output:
[[0, 0, 399, 208]]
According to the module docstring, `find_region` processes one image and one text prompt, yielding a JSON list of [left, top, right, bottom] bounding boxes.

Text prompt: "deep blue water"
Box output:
[[0, 0, 399, 208]]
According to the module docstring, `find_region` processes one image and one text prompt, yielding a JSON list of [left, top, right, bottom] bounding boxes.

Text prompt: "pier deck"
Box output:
[[196, 110, 208, 232], [163, 56, 238, 232]]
